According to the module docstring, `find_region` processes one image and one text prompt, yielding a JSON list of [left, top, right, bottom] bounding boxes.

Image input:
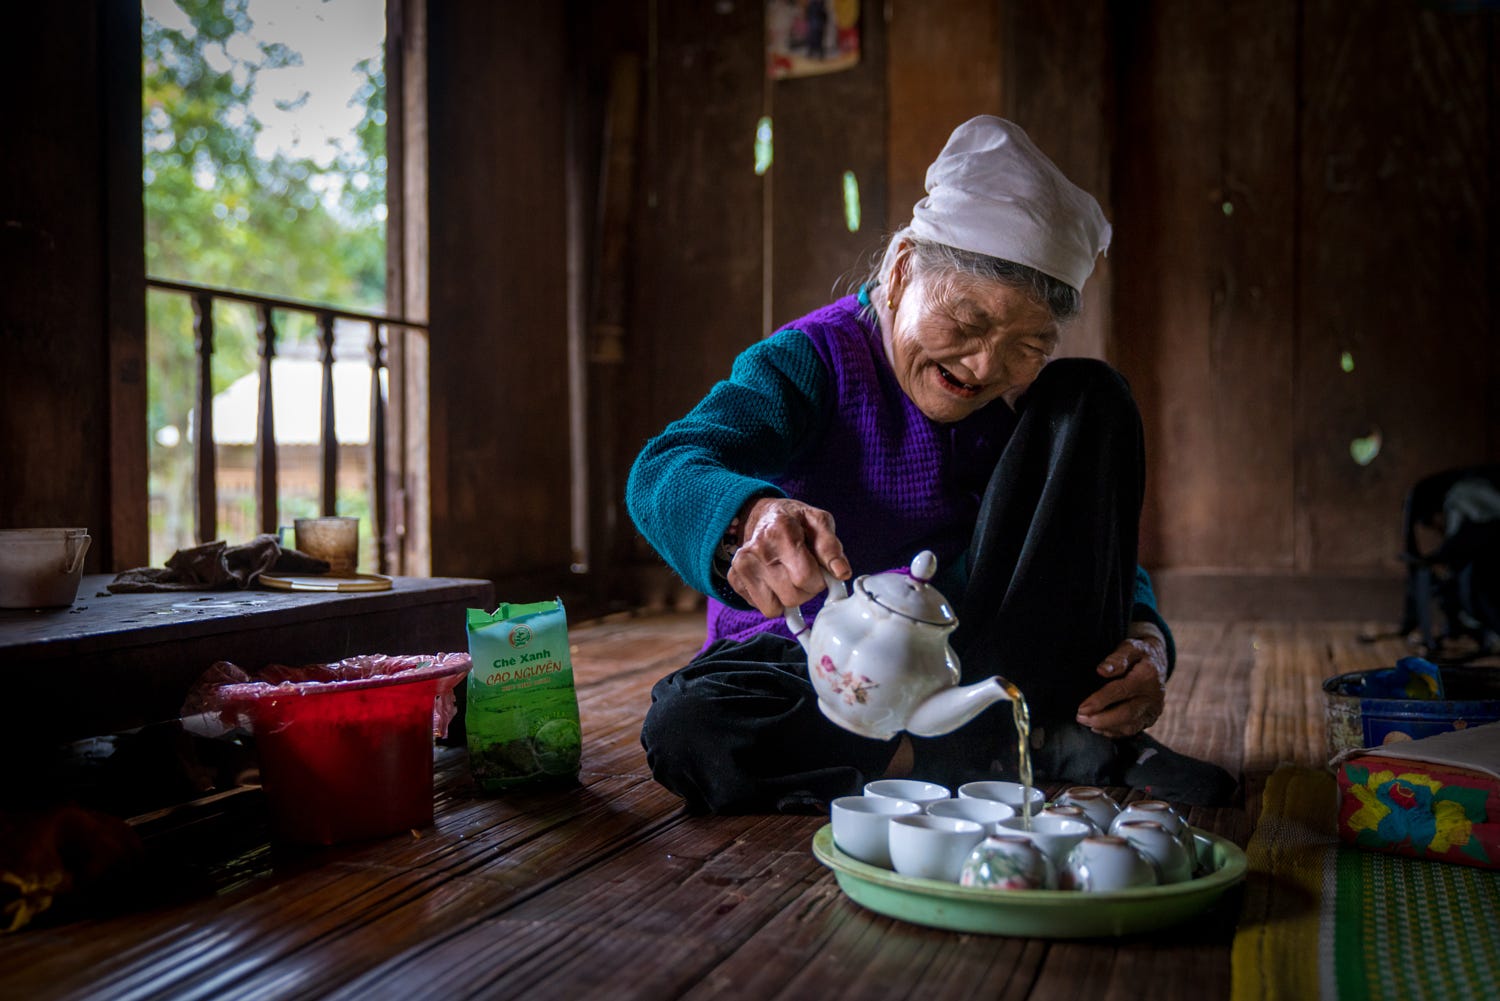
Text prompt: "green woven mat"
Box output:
[[1334, 847, 1500, 1000], [1233, 765, 1500, 1001]]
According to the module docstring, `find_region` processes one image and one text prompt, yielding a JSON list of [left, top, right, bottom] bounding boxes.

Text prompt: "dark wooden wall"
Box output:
[[2, 1, 1495, 622], [609, 1, 893, 601], [424, 2, 573, 594], [0, 3, 144, 573], [1110, 0, 1497, 615], [553, 0, 895, 609], [580, 0, 1499, 618]]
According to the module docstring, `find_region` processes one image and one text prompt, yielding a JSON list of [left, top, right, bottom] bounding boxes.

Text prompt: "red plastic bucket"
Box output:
[[214, 654, 470, 845]]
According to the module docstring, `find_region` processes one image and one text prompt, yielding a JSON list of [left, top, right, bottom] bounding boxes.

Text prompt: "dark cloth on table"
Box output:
[[107, 535, 329, 593]]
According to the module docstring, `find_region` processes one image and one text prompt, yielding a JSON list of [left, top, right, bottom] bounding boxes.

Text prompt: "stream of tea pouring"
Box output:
[[1003, 679, 1035, 828]]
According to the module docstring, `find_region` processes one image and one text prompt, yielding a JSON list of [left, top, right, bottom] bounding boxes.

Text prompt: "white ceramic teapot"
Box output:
[[785, 550, 1012, 740]]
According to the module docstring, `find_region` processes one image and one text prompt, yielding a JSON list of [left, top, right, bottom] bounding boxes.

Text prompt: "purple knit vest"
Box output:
[[704, 294, 1014, 647]]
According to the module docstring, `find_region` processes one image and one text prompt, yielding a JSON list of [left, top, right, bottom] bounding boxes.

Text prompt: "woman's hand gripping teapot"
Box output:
[[785, 550, 1013, 740]]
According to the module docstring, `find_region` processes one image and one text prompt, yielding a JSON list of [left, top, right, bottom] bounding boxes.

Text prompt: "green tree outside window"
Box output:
[[143, 0, 387, 566]]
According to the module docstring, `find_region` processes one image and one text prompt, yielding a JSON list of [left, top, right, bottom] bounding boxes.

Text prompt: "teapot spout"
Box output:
[[906, 676, 1012, 737]]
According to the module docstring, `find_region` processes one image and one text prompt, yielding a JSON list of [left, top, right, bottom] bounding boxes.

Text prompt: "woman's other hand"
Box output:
[[727, 496, 852, 617], [1074, 624, 1168, 738]]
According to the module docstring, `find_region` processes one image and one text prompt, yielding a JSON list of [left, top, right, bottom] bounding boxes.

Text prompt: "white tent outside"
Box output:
[[207, 358, 379, 446]]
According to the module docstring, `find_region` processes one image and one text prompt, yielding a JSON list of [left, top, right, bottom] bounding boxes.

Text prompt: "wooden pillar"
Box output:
[[368, 320, 390, 575], [104, 0, 147, 569], [255, 304, 279, 535], [317, 311, 338, 515], [192, 292, 217, 542]]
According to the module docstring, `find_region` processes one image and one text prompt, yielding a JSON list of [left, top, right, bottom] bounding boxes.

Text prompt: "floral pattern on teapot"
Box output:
[[817, 655, 879, 706], [788, 551, 1014, 740]]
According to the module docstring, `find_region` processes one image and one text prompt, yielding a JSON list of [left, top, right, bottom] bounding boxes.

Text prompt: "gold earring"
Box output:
[[887, 297, 894, 311]]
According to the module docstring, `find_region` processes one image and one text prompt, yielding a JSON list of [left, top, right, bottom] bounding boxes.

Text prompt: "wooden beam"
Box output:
[[426, 0, 572, 585], [104, 0, 147, 570]]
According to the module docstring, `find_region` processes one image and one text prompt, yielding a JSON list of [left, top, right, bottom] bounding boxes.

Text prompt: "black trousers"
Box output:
[[641, 359, 1155, 813]]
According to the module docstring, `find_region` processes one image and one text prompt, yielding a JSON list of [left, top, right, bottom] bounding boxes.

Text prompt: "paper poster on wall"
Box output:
[[766, 0, 860, 80]]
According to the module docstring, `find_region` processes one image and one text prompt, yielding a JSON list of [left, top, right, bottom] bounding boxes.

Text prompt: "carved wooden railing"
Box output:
[[146, 277, 427, 574]]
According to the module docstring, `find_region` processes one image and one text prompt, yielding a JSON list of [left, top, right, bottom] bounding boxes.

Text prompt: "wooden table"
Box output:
[[0, 574, 493, 744], [0, 612, 1419, 999]]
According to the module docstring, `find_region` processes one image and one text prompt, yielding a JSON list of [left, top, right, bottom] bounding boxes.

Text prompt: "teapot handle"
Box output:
[[783, 569, 848, 648]]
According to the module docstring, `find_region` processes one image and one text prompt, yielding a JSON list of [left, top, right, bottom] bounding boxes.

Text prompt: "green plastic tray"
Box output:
[[811, 823, 1247, 938]]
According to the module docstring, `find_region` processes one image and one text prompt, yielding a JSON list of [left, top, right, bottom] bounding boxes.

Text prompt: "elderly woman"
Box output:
[[627, 117, 1234, 814]]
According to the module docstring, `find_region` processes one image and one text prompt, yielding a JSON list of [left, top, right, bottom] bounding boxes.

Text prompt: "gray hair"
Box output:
[[863, 226, 1083, 323]]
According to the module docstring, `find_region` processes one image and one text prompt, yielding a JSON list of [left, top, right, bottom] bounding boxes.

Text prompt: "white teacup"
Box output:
[[995, 814, 1092, 884], [1110, 800, 1198, 876], [1115, 819, 1195, 884], [1060, 835, 1157, 892], [960, 835, 1050, 890], [1054, 785, 1121, 834], [864, 779, 951, 809], [831, 795, 922, 869], [1039, 803, 1100, 835], [926, 796, 1015, 833], [957, 780, 1046, 813], [1108, 799, 1187, 838], [888, 815, 986, 882]]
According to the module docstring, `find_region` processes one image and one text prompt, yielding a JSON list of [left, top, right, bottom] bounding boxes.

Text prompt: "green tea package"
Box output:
[[465, 599, 583, 791]]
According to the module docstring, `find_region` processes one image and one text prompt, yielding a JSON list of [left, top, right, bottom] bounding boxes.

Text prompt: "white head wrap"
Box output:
[[907, 116, 1111, 292]]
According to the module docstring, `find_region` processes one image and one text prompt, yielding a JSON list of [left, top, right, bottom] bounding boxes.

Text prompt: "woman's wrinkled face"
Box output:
[[883, 266, 1060, 423]]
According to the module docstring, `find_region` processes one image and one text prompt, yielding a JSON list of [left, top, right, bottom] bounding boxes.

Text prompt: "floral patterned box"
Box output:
[[1336, 722, 1500, 869]]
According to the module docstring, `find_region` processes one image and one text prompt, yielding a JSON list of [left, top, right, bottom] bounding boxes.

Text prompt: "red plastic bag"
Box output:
[[183, 652, 472, 738]]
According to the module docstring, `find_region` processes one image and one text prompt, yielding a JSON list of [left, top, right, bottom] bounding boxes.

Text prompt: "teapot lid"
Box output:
[[857, 551, 956, 626]]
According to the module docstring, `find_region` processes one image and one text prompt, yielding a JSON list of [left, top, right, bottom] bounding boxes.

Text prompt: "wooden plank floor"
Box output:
[[0, 613, 1426, 1000]]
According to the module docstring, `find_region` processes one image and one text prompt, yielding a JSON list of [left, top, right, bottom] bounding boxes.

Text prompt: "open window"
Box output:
[[136, 0, 428, 574]]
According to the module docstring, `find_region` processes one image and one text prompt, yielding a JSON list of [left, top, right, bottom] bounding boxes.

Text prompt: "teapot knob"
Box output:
[[910, 550, 938, 583]]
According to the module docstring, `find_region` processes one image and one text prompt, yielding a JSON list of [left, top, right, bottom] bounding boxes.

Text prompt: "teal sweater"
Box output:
[[627, 319, 1174, 667]]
